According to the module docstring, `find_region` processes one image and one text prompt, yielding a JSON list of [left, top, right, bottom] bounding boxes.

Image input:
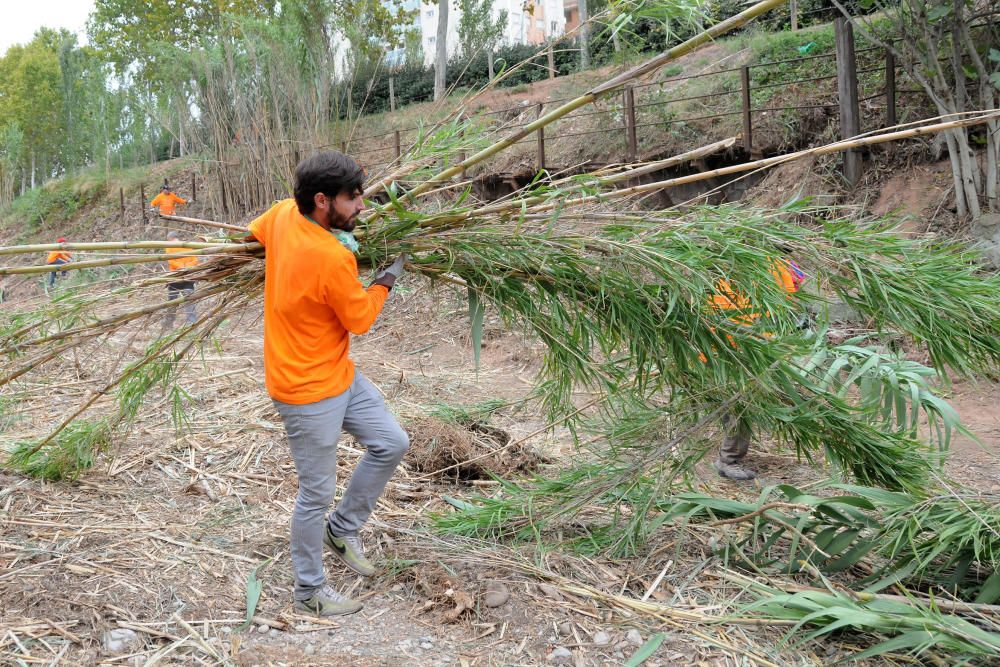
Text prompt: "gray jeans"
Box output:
[[163, 282, 196, 331], [720, 411, 751, 464], [273, 371, 409, 600]]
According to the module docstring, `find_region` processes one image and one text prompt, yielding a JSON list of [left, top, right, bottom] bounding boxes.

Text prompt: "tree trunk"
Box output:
[[30, 152, 35, 190], [434, 0, 449, 101], [488, 51, 494, 80], [579, 0, 590, 69]]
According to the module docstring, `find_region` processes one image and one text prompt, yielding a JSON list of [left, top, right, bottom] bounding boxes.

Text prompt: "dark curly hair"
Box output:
[[293, 151, 365, 215]]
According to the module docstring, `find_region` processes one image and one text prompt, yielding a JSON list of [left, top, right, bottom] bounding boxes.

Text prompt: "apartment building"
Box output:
[[407, 0, 567, 66]]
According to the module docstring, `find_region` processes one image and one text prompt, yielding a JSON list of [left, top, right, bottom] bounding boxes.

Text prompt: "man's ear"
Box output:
[[313, 192, 329, 212]]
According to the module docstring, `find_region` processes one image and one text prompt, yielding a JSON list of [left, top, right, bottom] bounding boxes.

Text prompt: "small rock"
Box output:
[[420, 641, 434, 650], [626, 629, 643, 646], [257, 624, 269, 634], [420, 636, 434, 643], [558, 622, 572, 636], [220, 626, 232, 635], [304, 645, 316, 656], [547, 646, 573, 665], [484, 581, 510, 608], [268, 628, 280, 638], [593, 631, 610, 646], [103, 628, 140, 655], [539, 583, 564, 600]]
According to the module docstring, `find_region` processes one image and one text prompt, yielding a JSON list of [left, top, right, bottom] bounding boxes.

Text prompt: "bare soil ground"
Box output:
[[2, 256, 999, 666]]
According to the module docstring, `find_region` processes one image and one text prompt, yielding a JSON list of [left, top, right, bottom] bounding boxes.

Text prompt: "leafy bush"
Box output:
[[1, 174, 107, 236]]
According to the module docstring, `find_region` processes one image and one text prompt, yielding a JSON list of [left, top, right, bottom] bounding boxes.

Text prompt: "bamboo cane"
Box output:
[[0, 241, 236, 256], [0, 282, 238, 356], [381, 0, 787, 202], [408, 111, 1000, 227], [159, 213, 247, 233], [0, 243, 262, 276]]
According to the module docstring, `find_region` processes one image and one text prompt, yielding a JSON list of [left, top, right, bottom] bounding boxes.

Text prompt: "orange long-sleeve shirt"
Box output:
[[151, 192, 186, 216], [248, 198, 389, 404], [46, 250, 71, 264], [166, 247, 199, 271]]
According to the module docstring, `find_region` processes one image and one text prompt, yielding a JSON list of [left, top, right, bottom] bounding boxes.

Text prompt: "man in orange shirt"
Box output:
[[708, 259, 805, 481], [45, 237, 72, 290], [248, 151, 407, 617], [150, 185, 187, 217], [161, 231, 199, 333]]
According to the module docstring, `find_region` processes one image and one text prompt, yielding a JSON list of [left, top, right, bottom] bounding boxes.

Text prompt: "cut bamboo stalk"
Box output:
[[424, 111, 1000, 225], [0, 241, 236, 256], [0, 244, 261, 276], [395, 0, 787, 201], [159, 213, 247, 232]]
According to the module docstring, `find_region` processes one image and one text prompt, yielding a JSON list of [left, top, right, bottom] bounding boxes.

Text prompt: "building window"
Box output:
[[536, 19, 544, 30], [551, 21, 558, 33], [426, 8, 435, 18], [427, 36, 436, 45]]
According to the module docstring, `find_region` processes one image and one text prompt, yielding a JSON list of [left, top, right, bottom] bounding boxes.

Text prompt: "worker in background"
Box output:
[[161, 231, 198, 334], [150, 184, 187, 217], [708, 259, 806, 481], [247, 150, 408, 617], [45, 237, 72, 290]]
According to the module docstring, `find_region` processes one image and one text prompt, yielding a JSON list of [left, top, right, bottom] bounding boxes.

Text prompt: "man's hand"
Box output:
[[373, 254, 408, 291]]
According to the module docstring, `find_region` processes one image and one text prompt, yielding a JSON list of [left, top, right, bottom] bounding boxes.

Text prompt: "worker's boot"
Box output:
[[713, 459, 756, 480]]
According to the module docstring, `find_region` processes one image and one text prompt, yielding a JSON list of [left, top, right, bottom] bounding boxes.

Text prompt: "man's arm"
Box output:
[[323, 255, 393, 335]]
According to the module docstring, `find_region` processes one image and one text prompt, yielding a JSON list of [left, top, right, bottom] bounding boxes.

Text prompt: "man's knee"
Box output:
[[382, 425, 409, 460], [295, 485, 335, 513]]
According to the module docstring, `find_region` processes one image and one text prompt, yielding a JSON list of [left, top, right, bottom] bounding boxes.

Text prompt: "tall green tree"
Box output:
[[0, 30, 67, 189], [87, 0, 278, 82], [456, 0, 507, 59]]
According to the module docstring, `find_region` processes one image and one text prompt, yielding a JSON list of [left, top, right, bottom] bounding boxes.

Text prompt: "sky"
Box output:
[[0, 0, 96, 57]]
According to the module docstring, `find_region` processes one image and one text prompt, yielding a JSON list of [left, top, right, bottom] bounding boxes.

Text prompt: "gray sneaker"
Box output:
[[324, 526, 376, 577], [713, 459, 757, 480], [294, 585, 362, 617]]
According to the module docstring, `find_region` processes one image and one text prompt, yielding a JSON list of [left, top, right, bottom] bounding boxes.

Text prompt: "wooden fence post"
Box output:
[[389, 76, 396, 113], [885, 50, 896, 128], [119, 187, 125, 224], [835, 17, 862, 187], [536, 103, 545, 171], [740, 66, 753, 155], [140, 184, 147, 224], [547, 45, 556, 79], [191, 173, 196, 202], [790, 0, 798, 31], [394, 130, 401, 159], [624, 86, 638, 163]]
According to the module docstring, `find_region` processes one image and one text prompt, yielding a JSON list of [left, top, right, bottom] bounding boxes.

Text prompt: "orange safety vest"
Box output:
[[700, 259, 804, 361]]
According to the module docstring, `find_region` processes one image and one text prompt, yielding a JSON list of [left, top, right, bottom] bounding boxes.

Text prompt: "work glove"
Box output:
[[373, 254, 408, 290]]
